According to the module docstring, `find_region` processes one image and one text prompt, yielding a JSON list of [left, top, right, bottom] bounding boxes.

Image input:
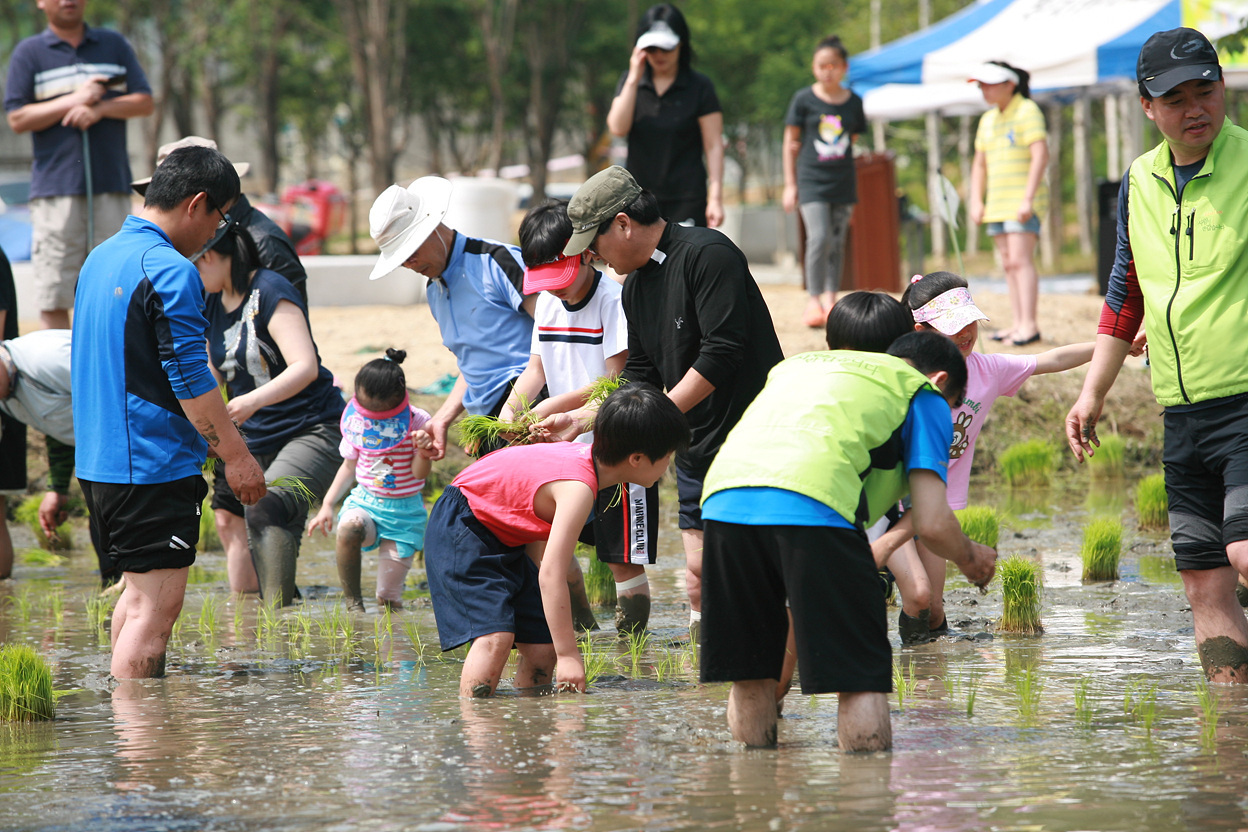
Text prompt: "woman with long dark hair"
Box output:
[[606, 4, 724, 228]]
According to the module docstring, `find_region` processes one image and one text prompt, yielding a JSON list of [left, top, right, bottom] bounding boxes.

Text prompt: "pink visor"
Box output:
[[523, 254, 579, 294], [911, 287, 990, 336], [340, 394, 411, 451]]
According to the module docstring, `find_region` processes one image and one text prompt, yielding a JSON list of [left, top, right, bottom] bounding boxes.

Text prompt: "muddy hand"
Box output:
[[962, 542, 997, 591]]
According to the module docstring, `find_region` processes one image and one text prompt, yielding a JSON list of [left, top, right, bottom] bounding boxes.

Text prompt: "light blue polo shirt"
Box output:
[[425, 232, 533, 415]]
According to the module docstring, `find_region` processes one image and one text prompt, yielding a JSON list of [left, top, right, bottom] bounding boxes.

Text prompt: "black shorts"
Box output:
[[0, 411, 26, 491], [81, 475, 209, 575], [1164, 394, 1248, 570], [675, 465, 704, 531], [424, 485, 552, 651], [578, 483, 660, 565], [700, 520, 892, 695], [656, 196, 707, 228]]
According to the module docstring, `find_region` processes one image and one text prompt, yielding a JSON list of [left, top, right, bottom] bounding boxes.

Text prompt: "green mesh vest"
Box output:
[[703, 350, 938, 526]]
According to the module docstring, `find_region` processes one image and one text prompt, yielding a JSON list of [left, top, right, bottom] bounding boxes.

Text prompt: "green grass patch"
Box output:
[[582, 546, 616, 607], [955, 506, 1001, 548], [13, 496, 72, 551], [0, 645, 55, 722], [1135, 473, 1168, 531], [997, 555, 1043, 634], [1086, 432, 1125, 478], [998, 440, 1056, 488], [1081, 517, 1122, 582], [199, 497, 219, 551]]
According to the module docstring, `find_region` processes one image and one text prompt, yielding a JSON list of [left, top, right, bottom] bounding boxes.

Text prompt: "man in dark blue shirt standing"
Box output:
[[73, 145, 265, 679], [5, 0, 153, 330]]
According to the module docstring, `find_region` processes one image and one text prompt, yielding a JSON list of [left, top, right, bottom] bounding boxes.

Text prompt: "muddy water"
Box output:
[[3, 475, 1248, 831]]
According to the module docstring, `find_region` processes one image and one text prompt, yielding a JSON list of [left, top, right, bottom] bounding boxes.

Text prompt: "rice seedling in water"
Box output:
[[1135, 473, 1168, 530], [1124, 678, 1159, 733], [1081, 517, 1123, 582], [199, 498, 219, 551], [13, 495, 72, 550], [83, 592, 116, 634], [1074, 677, 1095, 727], [1014, 667, 1043, 724], [196, 593, 221, 641], [963, 670, 981, 717], [21, 549, 66, 568], [954, 506, 1001, 548], [583, 551, 615, 607], [1086, 432, 1126, 478], [997, 555, 1043, 634], [1196, 676, 1220, 749], [623, 628, 651, 675], [8, 587, 34, 625], [892, 659, 918, 710], [41, 588, 64, 626], [0, 645, 55, 722], [579, 637, 616, 686], [998, 440, 1055, 488], [401, 619, 429, 665]]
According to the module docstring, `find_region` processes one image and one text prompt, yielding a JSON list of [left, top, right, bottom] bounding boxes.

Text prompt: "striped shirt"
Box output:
[[974, 93, 1048, 223], [341, 406, 431, 499]]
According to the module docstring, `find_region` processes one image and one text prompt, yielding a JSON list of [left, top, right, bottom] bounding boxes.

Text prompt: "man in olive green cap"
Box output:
[[561, 165, 783, 640]]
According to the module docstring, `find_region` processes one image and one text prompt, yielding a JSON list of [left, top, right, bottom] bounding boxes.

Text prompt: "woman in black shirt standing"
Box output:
[[606, 4, 724, 229]]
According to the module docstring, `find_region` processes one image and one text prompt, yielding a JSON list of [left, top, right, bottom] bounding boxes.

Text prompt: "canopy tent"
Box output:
[[849, 0, 1246, 120]]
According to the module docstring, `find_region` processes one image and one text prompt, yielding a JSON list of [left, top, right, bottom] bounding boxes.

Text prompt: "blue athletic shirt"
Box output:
[[204, 269, 344, 456], [71, 216, 219, 484], [425, 232, 533, 415], [3, 26, 151, 198], [702, 388, 952, 527]]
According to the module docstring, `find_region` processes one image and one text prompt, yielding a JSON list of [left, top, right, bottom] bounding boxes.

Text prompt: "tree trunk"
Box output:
[[1073, 97, 1094, 256], [477, 0, 519, 175], [926, 112, 945, 261], [1040, 103, 1063, 270]]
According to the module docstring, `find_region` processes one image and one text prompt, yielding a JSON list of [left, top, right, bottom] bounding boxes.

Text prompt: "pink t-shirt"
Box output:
[[339, 406, 432, 499], [945, 351, 1037, 509], [453, 442, 598, 548]]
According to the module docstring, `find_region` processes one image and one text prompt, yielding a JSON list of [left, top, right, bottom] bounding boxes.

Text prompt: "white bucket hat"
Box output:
[[368, 176, 454, 281], [131, 135, 250, 196]]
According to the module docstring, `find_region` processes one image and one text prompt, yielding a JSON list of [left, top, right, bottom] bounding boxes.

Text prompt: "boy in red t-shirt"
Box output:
[[421, 384, 689, 697]]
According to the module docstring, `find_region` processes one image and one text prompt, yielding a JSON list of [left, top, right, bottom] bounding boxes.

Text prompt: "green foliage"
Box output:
[[1081, 517, 1122, 582], [583, 550, 616, 607], [1135, 473, 1169, 531], [200, 498, 219, 552], [13, 496, 71, 551], [998, 440, 1056, 488], [0, 645, 55, 722], [954, 506, 1000, 548], [1086, 433, 1125, 478], [997, 555, 1042, 634]]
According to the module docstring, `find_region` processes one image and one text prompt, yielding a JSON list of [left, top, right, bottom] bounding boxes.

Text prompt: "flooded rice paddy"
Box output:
[[3, 474, 1248, 831]]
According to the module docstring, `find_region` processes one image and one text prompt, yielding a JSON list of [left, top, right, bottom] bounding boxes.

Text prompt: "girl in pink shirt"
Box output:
[[888, 271, 1092, 643], [308, 349, 432, 612]]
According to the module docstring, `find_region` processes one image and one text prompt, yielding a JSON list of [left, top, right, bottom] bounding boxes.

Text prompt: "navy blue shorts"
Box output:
[[1164, 394, 1248, 570], [676, 465, 704, 531], [423, 485, 552, 651]]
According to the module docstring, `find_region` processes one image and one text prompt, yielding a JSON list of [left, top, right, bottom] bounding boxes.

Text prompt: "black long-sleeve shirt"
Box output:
[[622, 223, 782, 478]]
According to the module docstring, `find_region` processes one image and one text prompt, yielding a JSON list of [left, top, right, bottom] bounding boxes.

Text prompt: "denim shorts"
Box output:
[[986, 215, 1041, 236], [339, 486, 427, 560]]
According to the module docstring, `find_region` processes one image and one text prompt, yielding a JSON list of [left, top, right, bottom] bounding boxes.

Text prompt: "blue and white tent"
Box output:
[[849, 0, 1246, 120]]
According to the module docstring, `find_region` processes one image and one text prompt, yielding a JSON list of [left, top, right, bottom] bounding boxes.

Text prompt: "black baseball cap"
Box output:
[[1137, 27, 1221, 97]]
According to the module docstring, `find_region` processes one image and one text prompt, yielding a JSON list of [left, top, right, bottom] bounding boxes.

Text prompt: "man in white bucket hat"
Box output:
[[370, 176, 536, 459]]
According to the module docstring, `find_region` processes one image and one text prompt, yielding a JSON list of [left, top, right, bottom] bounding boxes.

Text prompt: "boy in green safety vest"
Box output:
[[698, 330, 997, 751]]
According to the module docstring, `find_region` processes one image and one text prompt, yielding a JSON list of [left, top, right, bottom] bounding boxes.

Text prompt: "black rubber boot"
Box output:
[[569, 582, 600, 632], [614, 594, 651, 638], [898, 609, 933, 645], [928, 615, 949, 638], [253, 526, 299, 608]]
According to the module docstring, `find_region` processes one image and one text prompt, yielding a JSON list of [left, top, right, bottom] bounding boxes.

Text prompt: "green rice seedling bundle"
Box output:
[[583, 551, 616, 607], [199, 497, 219, 551], [584, 375, 626, 407], [997, 555, 1043, 634], [1135, 473, 1168, 530], [14, 495, 71, 551], [1081, 517, 1122, 581], [954, 506, 1001, 548], [267, 475, 316, 505], [0, 645, 55, 721], [998, 440, 1055, 488], [21, 548, 66, 568], [1085, 432, 1126, 478], [453, 414, 534, 456]]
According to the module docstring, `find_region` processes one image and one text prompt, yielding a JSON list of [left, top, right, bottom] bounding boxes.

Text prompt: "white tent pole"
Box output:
[[1120, 94, 1144, 168], [1074, 97, 1094, 256], [1105, 96, 1120, 180], [926, 111, 945, 261]]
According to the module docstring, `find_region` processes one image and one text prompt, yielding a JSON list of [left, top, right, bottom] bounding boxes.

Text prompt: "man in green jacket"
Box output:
[[1066, 27, 1248, 683], [700, 332, 996, 751]]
